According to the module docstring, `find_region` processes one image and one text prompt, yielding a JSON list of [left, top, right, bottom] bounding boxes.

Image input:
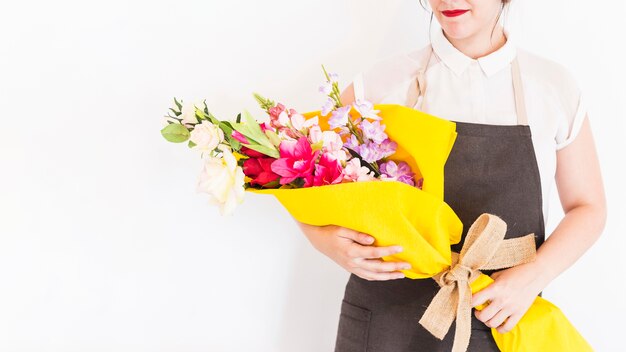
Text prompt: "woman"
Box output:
[[297, 0, 607, 351]]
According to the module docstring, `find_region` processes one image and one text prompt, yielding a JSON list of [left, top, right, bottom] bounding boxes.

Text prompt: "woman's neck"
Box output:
[[443, 25, 507, 59]]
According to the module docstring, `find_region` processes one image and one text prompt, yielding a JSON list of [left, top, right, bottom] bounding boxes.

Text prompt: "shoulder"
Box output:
[[516, 47, 583, 102], [516, 47, 587, 149], [356, 45, 431, 103]]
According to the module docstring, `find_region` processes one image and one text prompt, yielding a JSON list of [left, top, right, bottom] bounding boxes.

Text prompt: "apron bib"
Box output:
[[334, 45, 546, 352]]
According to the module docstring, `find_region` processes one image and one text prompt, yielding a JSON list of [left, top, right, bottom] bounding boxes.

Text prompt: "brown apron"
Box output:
[[334, 45, 546, 352]]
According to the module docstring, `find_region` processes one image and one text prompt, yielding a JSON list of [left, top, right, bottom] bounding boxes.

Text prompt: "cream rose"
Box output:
[[196, 148, 245, 215], [190, 120, 224, 154]]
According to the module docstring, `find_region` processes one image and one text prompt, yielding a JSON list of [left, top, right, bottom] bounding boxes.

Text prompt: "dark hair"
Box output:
[[418, 0, 512, 46]]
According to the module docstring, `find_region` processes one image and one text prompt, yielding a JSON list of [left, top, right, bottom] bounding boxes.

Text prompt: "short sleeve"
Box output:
[[555, 69, 588, 150]]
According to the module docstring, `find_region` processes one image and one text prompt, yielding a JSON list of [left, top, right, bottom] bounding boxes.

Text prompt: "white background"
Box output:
[[1, 0, 624, 351]]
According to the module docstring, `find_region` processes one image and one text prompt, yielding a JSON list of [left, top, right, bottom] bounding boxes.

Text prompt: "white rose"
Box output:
[[196, 148, 245, 216], [190, 120, 224, 154]]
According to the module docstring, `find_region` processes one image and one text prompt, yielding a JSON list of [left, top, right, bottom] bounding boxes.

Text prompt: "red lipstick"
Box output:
[[442, 9, 469, 17]]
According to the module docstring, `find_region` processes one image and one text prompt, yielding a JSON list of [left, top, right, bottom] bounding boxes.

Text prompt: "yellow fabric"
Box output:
[[250, 104, 462, 279], [248, 103, 593, 351], [470, 274, 594, 351]]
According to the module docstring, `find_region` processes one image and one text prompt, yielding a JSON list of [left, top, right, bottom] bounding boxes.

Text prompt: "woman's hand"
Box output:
[[296, 221, 411, 281], [470, 262, 546, 334]]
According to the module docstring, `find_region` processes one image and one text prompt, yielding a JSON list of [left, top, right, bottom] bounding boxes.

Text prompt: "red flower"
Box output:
[[239, 146, 266, 158], [243, 157, 279, 186], [271, 137, 319, 185]]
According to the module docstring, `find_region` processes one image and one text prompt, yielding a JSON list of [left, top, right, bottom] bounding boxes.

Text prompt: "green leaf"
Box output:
[[219, 121, 241, 151], [188, 140, 197, 148], [261, 179, 280, 188], [241, 110, 273, 147], [169, 107, 180, 116], [242, 143, 280, 158], [174, 97, 182, 111], [161, 123, 190, 143], [252, 92, 275, 111], [236, 113, 241, 123], [264, 129, 281, 147]]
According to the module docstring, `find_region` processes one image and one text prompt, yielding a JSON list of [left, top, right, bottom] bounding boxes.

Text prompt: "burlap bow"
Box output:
[[418, 213, 537, 352]]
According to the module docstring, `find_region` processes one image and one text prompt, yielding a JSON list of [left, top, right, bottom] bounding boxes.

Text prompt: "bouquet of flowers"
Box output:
[[161, 66, 421, 216], [160, 67, 593, 352]]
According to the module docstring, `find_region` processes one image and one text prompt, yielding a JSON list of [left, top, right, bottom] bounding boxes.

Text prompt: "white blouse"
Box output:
[[351, 22, 587, 226]]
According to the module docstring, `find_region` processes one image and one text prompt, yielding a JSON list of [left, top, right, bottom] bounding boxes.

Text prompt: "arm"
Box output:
[[529, 114, 607, 288], [472, 115, 607, 333]]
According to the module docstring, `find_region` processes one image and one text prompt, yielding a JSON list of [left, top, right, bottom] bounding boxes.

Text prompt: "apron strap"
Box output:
[[408, 44, 529, 126], [511, 57, 529, 126], [406, 44, 433, 111]]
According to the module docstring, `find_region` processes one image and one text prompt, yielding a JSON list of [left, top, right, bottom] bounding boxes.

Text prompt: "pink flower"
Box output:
[[231, 130, 249, 144], [268, 103, 286, 128], [312, 153, 344, 186], [271, 137, 319, 185], [259, 122, 273, 133], [343, 158, 375, 182]]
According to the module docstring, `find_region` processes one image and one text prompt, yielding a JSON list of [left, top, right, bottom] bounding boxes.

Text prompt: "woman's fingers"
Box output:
[[334, 228, 409, 281], [497, 312, 522, 334], [352, 267, 406, 281], [485, 307, 510, 329], [336, 228, 375, 245], [353, 257, 411, 273], [347, 242, 403, 259]]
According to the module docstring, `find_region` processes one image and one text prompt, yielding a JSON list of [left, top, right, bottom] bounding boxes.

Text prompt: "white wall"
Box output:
[[1, 0, 624, 351]]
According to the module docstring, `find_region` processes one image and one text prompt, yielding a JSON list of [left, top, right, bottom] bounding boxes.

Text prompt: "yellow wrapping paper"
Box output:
[[471, 275, 593, 351], [251, 104, 462, 279], [248, 104, 593, 351]]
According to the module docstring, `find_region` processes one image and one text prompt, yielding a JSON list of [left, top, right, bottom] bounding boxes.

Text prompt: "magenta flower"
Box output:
[[231, 130, 249, 144], [271, 137, 319, 185], [312, 153, 344, 186]]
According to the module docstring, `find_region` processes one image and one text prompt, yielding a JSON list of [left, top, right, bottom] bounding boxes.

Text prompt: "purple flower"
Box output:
[[321, 98, 335, 116], [361, 119, 388, 144], [328, 105, 351, 129], [379, 138, 398, 158], [353, 99, 382, 120], [344, 134, 360, 152], [360, 141, 384, 163], [319, 83, 332, 95], [379, 161, 415, 186]]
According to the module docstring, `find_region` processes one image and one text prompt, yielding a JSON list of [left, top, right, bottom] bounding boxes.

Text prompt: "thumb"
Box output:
[[343, 230, 375, 245]]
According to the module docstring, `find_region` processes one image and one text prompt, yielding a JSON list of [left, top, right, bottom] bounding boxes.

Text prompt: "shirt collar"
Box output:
[[430, 22, 517, 77]]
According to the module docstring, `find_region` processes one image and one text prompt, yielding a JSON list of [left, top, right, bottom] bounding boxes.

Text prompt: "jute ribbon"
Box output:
[[418, 213, 537, 352]]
